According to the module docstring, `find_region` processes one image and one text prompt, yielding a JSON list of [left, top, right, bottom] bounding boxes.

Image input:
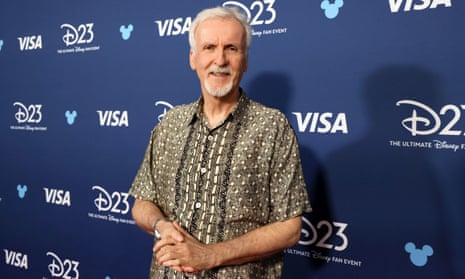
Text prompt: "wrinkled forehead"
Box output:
[[195, 17, 246, 46]]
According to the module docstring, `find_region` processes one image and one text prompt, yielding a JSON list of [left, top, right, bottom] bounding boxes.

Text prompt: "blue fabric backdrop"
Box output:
[[1, 1, 464, 278]]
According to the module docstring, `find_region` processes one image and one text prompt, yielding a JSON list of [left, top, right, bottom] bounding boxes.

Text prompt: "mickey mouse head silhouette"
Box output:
[[405, 242, 434, 267], [120, 24, 134, 40], [65, 110, 78, 125], [321, 0, 344, 19], [17, 185, 28, 199]]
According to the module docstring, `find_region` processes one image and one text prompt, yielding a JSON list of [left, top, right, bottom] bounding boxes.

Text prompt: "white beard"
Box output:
[[204, 79, 233, 97]]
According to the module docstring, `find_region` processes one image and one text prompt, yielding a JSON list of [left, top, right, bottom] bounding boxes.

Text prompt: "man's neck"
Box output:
[[202, 89, 240, 128]]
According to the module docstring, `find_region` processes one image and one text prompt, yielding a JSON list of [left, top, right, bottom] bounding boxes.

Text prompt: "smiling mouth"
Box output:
[[210, 71, 230, 77], [208, 67, 232, 77]]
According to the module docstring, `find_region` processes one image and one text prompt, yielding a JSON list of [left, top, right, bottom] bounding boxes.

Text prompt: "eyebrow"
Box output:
[[200, 41, 244, 50]]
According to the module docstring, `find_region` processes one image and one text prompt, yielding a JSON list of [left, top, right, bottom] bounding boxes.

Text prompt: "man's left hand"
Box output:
[[154, 222, 217, 273]]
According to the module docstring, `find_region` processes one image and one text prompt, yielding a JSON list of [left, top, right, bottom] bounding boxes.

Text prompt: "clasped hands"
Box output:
[[153, 221, 217, 274]]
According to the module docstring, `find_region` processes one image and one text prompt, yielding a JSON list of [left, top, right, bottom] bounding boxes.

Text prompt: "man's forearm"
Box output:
[[211, 216, 302, 267], [154, 216, 302, 272], [131, 198, 166, 235]]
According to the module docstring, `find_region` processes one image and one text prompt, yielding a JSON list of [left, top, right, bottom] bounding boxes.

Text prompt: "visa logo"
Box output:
[[44, 187, 71, 207], [292, 112, 349, 134], [155, 17, 191, 37], [389, 0, 451, 13], [97, 110, 129, 127], [4, 249, 28, 269], [18, 35, 43, 51]]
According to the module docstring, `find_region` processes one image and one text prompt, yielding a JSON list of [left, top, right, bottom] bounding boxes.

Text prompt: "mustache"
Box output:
[[208, 66, 232, 75]]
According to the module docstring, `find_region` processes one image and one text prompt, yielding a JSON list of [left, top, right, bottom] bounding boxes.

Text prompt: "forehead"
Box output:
[[195, 17, 245, 44]]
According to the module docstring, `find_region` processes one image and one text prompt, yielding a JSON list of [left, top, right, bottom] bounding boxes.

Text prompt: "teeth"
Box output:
[[209, 67, 231, 75], [211, 72, 229, 76]]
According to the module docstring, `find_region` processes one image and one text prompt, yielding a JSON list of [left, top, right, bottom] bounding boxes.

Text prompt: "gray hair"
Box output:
[[189, 6, 252, 52]]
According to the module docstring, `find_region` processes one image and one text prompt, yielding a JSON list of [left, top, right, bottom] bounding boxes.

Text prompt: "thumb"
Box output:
[[172, 221, 186, 233], [172, 221, 186, 242]]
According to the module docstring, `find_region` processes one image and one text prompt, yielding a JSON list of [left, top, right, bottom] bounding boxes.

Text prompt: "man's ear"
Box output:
[[189, 50, 196, 71]]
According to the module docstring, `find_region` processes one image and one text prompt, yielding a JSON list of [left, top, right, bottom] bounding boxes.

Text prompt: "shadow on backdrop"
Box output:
[[246, 72, 334, 275], [323, 65, 454, 278]]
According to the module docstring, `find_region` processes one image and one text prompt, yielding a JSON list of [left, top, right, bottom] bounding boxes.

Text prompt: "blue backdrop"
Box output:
[[1, 1, 464, 278]]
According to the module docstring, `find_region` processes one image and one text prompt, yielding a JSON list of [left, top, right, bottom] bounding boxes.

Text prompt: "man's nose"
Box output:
[[214, 49, 228, 66]]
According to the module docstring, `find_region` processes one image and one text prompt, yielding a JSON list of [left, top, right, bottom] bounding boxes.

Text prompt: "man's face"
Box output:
[[189, 17, 248, 98]]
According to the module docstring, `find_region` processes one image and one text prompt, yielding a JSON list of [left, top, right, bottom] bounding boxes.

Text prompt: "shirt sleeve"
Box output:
[[269, 115, 312, 221], [129, 128, 158, 202]]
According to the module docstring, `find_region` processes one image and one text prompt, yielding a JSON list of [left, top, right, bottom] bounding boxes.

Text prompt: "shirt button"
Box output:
[[200, 167, 207, 174], [195, 202, 202, 209], [207, 135, 214, 141]]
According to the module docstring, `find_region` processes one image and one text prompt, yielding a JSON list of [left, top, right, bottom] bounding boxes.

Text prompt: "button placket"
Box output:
[[194, 129, 211, 212]]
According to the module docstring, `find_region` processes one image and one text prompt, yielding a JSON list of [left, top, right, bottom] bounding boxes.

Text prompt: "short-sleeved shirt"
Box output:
[[130, 92, 312, 279]]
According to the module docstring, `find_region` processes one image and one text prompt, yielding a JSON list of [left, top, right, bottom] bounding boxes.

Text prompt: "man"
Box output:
[[130, 6, 312, 278]]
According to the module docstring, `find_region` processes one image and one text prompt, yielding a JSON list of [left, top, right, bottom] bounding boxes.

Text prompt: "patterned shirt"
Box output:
[[130, 92, 312, 279]]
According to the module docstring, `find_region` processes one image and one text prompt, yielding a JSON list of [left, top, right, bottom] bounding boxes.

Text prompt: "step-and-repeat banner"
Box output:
[[1, 1, 464, 278]]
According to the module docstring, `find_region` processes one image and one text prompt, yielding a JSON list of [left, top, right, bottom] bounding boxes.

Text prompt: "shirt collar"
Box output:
[[187, 89, 249, 126]]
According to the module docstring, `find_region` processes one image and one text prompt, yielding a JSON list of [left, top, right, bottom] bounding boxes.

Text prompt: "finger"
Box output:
[[172, 221, 195, 241], [160, 260, 197, 274], [172, 221, 184, 232], [172, 230, 184, 242], [169, 265, 187, 273], [156, 246, 175, 264], [181, 266, 197, 273], [161, 258, 183, 269], [157, 247, 199, 274], [172, 221, 191, 236], [162, 260, 197, 274], [153, 238, 176, 253], [171, 221, 186, 242]]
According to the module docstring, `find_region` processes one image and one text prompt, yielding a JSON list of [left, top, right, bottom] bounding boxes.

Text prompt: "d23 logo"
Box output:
[[13, 102, 43, 124], [396, 100, 465, 136], [222, 0, 277, 26], [299, 217, 349, 252], [46, 251, 79, 279], [91, 185, 130, 215], [155, 101, 173, 122], [60, 23, 94, 47]]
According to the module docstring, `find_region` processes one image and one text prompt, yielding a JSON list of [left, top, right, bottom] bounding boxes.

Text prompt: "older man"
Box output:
[[130, 6, 311, 278]]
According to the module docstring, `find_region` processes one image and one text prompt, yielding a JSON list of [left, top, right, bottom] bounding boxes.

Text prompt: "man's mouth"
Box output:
[[209, 67, 232, 77], [210, 71, 230, 77]]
